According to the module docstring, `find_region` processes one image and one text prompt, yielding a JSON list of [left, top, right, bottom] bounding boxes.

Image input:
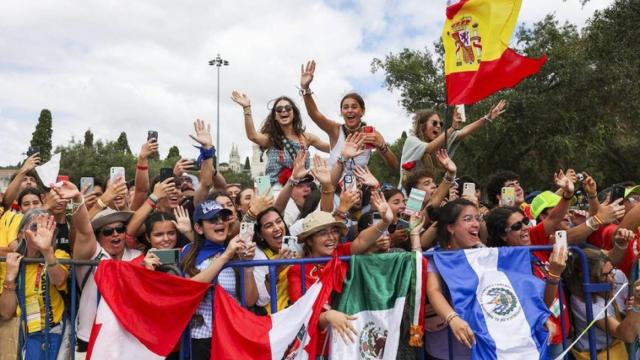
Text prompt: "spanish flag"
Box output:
[[443, 0, 547, 105]]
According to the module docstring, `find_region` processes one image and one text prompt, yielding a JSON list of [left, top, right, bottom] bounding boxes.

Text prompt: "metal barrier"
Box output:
[[0, 245, 613, 360]]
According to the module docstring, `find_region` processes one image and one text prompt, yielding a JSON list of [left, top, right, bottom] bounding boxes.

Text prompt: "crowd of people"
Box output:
[[1, 60, 640, 360]]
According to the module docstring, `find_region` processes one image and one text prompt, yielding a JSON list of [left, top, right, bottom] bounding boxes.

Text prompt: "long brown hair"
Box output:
[[412, 109, 439, 142], [567, 248, 611, 300], [260, 96, 305, 150]]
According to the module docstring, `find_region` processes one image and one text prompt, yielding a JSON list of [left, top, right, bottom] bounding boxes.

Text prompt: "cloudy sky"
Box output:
[[0, 0, 613, 168]]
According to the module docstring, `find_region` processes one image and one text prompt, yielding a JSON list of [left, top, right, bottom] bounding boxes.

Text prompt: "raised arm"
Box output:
[[131, 139, 158, 211], [300, 60, 340, 141], [274, 150, 308, 213], [29, 214, 68, 287], [310, 155, 334, 212], [456, 100, 506, 140], [426, 149, 457, 210], [127, 178, 175, 238], [331, 133, 365, 187], [350, 190, 393, 254], [188, 119, 216, 206], [53, 181, 97, 261], [366, 130, 399, 170], [541, 170, 574, 237], [231, 91, 270, 148], [306, 132, 331, 153], [2, 154, 40, 209]]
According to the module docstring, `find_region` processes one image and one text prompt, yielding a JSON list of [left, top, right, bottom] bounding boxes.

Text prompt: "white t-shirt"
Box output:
[[75, 245, 142, 342]]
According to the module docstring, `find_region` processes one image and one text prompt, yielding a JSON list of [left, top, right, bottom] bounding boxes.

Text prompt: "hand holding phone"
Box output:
[[282, 236, 302, 257], [406, 188, 426, 216], [255, 176, 272, 197], [363, 126, 375, 149], [148, 248, 179, 265], [110, 167, 125, 183], [147, 130, 158, 142], [80, 177, 95, 193], [500, 187, 516, 207], [240, 222, 255, 245], [462, 183, 476, 197], [554, 230, 568, 250]]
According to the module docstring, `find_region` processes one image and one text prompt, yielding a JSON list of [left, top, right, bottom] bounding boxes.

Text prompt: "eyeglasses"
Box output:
[[431, 120, 444, 127], [315, 227, 341, 238], [101, 225, 127, 237], [462, 215, 483, 223], [275, 105, 292, 114], [505, 217, 530, 233], [601, 267, 616, 277], [204, 214, 231, 224]]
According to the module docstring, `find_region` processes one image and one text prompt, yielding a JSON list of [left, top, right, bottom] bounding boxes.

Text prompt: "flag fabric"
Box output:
[[86, 260, 210, 359], [212, 254, 345, 360], [330, 252, 426, 360], [433, 247, 550, 360], [442, 0, 547, 105]]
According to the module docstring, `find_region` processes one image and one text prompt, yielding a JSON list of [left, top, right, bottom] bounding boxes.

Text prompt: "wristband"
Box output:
[[321, 186, 335, 195], [46, 260, 60, 269], [378, 143, 389, 154], [562, 192, 573, 200], [587, 192, 597, 199], [96, 198, 107, 210], [194, 145, 216, 168], [631, 305, 640, 314], [333, 209, 349, 219], [445, 312, 459, 325], [299, 88, 313, 96], [592, 215, 604, 226], [545, 277, 560, 285], [145, 198, 157, 209], [148, 194, 159, 204], [2, 281, 16, 291], [585, 217, 600, 231], [136, 164, 148, 171], [547, 271, 561, 280]]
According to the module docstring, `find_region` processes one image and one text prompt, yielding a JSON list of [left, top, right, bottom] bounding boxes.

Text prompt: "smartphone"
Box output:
[[56, 175, 70, 183], [27, 146, 40, 156], [282, 236, 302, 257], [396, 218, 410, 231], [343, 174, 357, 193], [80, 177, 95, 193], [149, 248, 179, 265], [611, 185, 625, 203], [554, 230, 567, 249], [500, 187, 516, 207], [363, 126, 375, 149], [159, 168, 174, 182], [405, 188, 426, 215], [239, 222, 254, 245], [463, 182, 476, 197], [372, 212, 382, 225], [455, 105, 466, 123], [110, 167, 125, 182], [147, 130, 158, 142], [255, 175, 271, 197]]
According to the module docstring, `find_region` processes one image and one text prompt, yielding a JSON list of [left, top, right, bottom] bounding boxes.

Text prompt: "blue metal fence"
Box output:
[[0, 245, 610, 359]]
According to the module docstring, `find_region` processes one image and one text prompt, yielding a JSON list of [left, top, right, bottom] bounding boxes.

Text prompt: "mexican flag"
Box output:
[[330, 252, 426, 360], [87, 260, 210, 359], [212, 254, 345, 359]]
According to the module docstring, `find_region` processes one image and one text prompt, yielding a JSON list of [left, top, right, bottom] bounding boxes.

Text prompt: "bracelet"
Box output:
[[337, 155, 349, 165], [587, 192, 597, 199], [96, 198, 107, 210], [321, 186, 335, 195], [148, 194, 159, 204], [443, 173, 456, 185], [592, 215, 604, 226], [333, 209, 349, 219], [299, 88, 313, 96], [585, 217, 599, 231], [374, 224, 387, 235], [378, 143, 389, 154], [46, 260, 60, 269], [445, 312, 459, 325], [136, 164, 148, 171], [483, 114, 493, 123], [562, 192, 573, 200], [545, 277, 560, 285], [145, 198, 157, 209], [243, 105, 251, 115], [288, 177, 302, 186], [547, 272, 561, 280], [2, 281, 16, 291]]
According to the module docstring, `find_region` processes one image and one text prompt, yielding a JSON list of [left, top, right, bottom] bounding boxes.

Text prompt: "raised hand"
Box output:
[[370, 191, 393, 224], [554, 170, 575, 196], [52, 181, 81, 200], [310, 155, 331, 185], [139, 139, 159, 160], [353, 166, 379, 189], [152, 178, 176, 201], [582, 172, 598, 197], [341, 132, 365, 159], [82, 184, 97, 210], [435, 149, 457, 175], [103, 178, 128, 204], [613, 227, 635, 250], [548, 246, 567, 278], [596, 198, 626, 224], [231, 91, 251, 108], [172, 206, 192, 235], [173, 158, 195, 176], [337, 190, 359, 213], [248, 194, 274, 217], [300, 60, 316, 89], [26, 214, 57, 252], [189, 119, 213, 148], [20, 153, 41, 174], [291, 150, 310, 181], [487, 99, 507, 121]]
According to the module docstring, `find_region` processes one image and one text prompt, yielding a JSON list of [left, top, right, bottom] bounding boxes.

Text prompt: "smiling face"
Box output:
[[306, 225, 342, 257], [423, 114, 443, 141], [502, 212, 531, 246], [195, 216, 229, 244], [274, 99, 294, 127], [503, 179, 525, 205], [340, 96, 365, 129], [258, 210, 286, 251], [447, 206, 481, 249], [20, 194, 43, 213], [215, 195, 237, 222], [146, 220, 177, 249], [387, 192, 406, 222], [238, 188, 254, 213], [97, 221, 127, 259]]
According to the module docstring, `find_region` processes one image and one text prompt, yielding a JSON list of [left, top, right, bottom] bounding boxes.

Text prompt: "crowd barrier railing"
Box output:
[[0, 245, 610, 360]]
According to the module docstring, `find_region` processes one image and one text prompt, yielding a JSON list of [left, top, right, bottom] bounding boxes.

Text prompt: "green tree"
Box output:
[[114, 132, 132, 154], [166, 146, 181, 160], [367, 131, 407, 186], [30, 109, 53, 162], [83, 129, 94, 148], [221, 170, 253, 188]]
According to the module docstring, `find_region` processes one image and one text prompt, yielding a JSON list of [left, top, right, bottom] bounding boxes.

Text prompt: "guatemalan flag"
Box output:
[[433, 247, 550, 359]]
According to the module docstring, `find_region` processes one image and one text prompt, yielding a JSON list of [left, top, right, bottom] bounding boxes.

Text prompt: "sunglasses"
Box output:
[[101, 224, 127, 237], [505, 217, 530, 233], [275, 105, 292, 114], [203, 213, 231, 224], [431, 120, 444, 127]]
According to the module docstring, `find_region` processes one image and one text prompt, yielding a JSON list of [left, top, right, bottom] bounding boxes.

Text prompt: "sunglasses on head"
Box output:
[[275, 105, 292, 114], [101, 224, 127, 237], [505, 217, 530, 233], [204, 213, 231, 224]]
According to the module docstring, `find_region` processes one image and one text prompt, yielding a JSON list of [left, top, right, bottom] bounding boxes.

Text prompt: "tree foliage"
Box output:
[[83, 129, 94, 148], [371, 0, 640, 190], [30, 109, 53, 162]]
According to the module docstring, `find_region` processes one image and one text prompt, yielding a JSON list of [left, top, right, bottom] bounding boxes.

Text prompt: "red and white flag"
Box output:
[[87, 260, 209, 359], [212, 255, 345, 360]]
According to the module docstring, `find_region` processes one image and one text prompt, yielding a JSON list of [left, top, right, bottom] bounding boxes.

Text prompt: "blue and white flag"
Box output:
[[433, 247, 550, 360]]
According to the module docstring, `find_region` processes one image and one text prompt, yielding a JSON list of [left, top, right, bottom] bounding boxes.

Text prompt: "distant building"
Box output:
[[250, 144, 265, 179], [229, 144, 241, 173], [0, 169, 17, 193], [218, 162, 230, 172]]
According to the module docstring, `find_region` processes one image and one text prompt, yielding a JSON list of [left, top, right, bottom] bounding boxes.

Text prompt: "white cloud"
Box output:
[[0, 0, 613, 168]]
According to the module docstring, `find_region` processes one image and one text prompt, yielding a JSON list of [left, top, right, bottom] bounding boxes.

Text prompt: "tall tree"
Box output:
[[166, 146, 181, 160], [114, 132, 132, 154], [30, 109, 53, 162], [83, 129, 94, 148]]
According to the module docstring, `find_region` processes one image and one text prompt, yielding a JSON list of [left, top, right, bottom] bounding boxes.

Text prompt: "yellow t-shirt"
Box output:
[[263, 248, 290, 314], [0, 211, 23, 295], [18, 250, 70, 333]]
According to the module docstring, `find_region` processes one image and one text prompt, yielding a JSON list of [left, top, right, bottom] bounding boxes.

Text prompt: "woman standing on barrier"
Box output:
[[566, 248, 640, 359], [287, 190, 394, 356], [0, 209, 70, 360], [485, 206, 568, 358], [180, 200, 259, 359], [231, 91, 329, 185]]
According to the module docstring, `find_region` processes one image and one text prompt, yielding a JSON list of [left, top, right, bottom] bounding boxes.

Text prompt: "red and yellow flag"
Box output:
[[442, 0, 547, 105]]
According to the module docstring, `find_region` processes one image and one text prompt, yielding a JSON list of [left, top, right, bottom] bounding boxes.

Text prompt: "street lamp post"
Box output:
[[208, 54, 229, 168]]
